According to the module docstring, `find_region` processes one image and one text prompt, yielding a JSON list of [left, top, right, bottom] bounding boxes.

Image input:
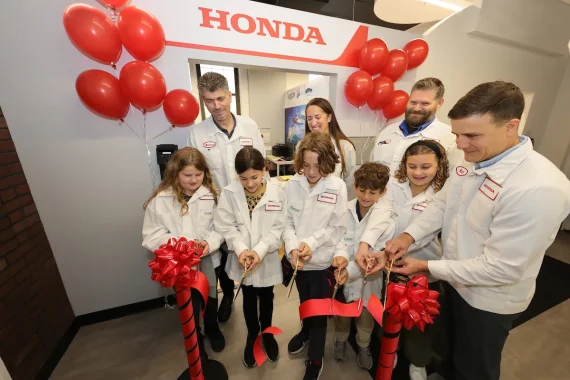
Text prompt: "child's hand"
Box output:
[[238, 250, 250, 268], [298, 242, 312, 261], [198, 241, 209, 256], [291, 249, 304, 270], [366, 250, 388, 275], [332, 256, 348, 271], [385, 233, 414, 261], [335, 268, 349, 286], [247, 250, 261, 271], [355, 245, 374, 272]]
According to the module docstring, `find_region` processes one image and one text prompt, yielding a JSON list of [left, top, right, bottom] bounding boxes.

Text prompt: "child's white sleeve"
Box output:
[[142, 200, 177, 253], [372, 218, 396, 251], [333, 241, 349, 260], [283, 188, 299, 258], [252, 191, 287, 261], [303, 184, 348, 252], [360, 195, 393, 248], [204, 219, 224, 255], [214, 190, 249, 256], [346, 261, 361, 282]]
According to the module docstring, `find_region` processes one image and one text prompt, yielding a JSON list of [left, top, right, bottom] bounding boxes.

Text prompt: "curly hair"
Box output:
[[354, 162, 390, 192], [143, 147, 218, 215], [294, 132, 339, 176], [394, 140, 449, 192]]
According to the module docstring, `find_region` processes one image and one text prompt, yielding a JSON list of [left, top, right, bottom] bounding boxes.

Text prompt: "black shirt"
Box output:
[[355, 201, 364, 222], [212, 113, 237, 139]]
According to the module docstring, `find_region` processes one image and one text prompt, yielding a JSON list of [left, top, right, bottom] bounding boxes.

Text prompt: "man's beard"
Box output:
[[405, 109, 434, 127]]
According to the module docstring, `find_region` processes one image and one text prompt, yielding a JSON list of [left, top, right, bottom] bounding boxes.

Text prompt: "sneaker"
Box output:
[[205, 324, 225, 353], [243, 337, 256, 368], [332, 339, 346, 361], [409, 364, 428, 380], [262, 334, 279, 361], [357, 346, 373, 370], [288, 330, 309, 355], [303, 360, 323, 380], [217, 295, 233, 323]]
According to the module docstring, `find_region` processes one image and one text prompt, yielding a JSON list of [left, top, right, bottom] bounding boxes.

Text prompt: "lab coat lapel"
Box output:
[[234, 185, 252, 233]]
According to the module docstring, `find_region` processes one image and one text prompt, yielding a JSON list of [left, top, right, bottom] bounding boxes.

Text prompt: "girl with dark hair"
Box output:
[[303, 97, 357, 199], [214, 147, 286, 368]]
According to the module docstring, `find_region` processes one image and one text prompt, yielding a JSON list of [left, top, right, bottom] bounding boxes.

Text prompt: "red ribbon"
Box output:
[[366, 294, 384, 326], [299, 299, 363, 319], [253, 327, 283, 367]]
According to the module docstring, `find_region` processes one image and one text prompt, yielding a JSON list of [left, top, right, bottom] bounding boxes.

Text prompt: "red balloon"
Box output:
[[367, 76, 395, 111], [63, 4, 122, 65], [163, 90, 200, 127], [404, 39, 429, 69], [359, 38, 389, 76], [380, 49, 409, 82], [117, 6, 165, 62], [383, 90, 410, 120], [344, 71, 373, 108], [119, 61, 167, 110], [76, 70, 129, 120], [99, 0, 129, 8]]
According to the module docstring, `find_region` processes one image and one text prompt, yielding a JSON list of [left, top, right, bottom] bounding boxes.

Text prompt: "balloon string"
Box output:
[[142, 112, 158, 188], [123, 120, 145, 143], [148, 127, 173, 143], [106, 5, 118, 23]]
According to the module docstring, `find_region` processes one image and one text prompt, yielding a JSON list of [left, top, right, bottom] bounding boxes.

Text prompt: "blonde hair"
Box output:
[[143, 147, 218, 215], [294, 132, 339, 176]]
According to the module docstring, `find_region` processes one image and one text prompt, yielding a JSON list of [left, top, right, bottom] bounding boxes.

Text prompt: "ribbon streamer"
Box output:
[[253, 327, 283, 367], [299, 298, 363, 320], [366, 293, 384, 326]]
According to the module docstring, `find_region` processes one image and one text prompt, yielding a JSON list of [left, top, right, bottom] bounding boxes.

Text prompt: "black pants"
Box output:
[[440, 282, 520, 380], [296, 269, 332, 361], [218, 243, 236, 300], [191, 265, 221, 359], [242, 285, 274, 339]]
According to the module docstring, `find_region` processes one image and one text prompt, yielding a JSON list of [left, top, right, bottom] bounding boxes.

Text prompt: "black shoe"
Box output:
[[243, 336, 256, 368], [287, 330, 309, 355], [205, 324, 225, 353], [218, 295, 233, 323], [262, 334, 279, 361], [303, 360, 323, 380]]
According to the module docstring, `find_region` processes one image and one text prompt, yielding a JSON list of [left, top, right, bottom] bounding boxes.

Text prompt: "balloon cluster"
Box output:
[[344, 38, 429, 119], [63, 1, 200, 127]]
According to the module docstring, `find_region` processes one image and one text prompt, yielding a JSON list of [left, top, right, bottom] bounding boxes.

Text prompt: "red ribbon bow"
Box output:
[[148, 237, 203, 288], [385, 275, 440, 332]]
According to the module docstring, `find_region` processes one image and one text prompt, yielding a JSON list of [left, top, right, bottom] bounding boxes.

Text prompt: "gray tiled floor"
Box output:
[[51, 231, 570, 379]]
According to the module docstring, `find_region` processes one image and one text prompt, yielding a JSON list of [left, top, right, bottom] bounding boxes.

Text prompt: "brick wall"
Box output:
[[0, 107, 75, 380]]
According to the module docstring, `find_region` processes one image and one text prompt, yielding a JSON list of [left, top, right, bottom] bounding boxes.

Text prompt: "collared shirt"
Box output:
[[212, 113, 237, 139], [355, 200, 363, 222], [399, 117, 436, 137], [475, 136, 527, 169]]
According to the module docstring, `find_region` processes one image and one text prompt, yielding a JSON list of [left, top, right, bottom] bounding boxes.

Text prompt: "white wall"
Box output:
[[285, 73, 310, 91], [416, 6, 569, 162], [0, 0, 418, 315]]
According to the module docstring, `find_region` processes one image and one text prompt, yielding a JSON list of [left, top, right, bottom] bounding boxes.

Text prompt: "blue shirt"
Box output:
[[399, 118, 436, 137], [475, 136, 528, 169]]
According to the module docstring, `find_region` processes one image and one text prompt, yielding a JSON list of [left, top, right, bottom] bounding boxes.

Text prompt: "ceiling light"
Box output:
[[420, 0, 466, 12]]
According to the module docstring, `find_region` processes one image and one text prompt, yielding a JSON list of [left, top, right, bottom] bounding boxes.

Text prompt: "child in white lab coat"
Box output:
[[332, 162, 394, 370], [214, 147, 286, 368], [284, 132, 348, 380], [142, 147, 226, 357], [390, 139, 449, 380]]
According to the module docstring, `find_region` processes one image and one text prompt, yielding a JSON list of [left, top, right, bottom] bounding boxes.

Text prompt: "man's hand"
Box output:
[[389, 257, 429, 276], [335, 268, 349, 286], [298, 242, 313, 261], [365, 250, 388, 275], [197, 241, 209, 256], [291, 249, 304, 270], [385, 233, 415, 261], [332, 256, 348, 271]]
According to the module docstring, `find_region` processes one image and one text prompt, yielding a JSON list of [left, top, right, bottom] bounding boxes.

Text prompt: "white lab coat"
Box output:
[[389, 179, 442, 282], [188, 115, 266, 193], [370, 118, 457, 174], [214, 181, 286, 287], [142, 186, 224, 297], [296, 136, 356, 200], [405, 138, 570, 314], [284, 174, 349, 271], [336, 198, 395, 307]]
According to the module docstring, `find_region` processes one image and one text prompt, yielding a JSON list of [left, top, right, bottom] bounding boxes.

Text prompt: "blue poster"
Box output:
[[285, 105, 306, 145]]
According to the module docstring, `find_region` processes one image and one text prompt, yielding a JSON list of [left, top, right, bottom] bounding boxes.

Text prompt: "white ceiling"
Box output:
[[374, 0, 479, 24]]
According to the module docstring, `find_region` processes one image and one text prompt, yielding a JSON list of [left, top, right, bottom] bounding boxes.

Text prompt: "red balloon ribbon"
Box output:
[[253, 327, 283, 367]]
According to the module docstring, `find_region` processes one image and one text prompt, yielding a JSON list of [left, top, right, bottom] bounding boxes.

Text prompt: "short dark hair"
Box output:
[[235, 147, 265, 175], [354, 162, 390, 192], [294, 132, 339, 176], [448, 81, 524, 124], [198, 72, 230, 94], [412, 77, 445, 100]]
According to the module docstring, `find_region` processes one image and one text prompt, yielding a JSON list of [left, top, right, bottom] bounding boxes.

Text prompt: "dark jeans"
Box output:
[[218, 243, 236, 300], [440, 282, 520, 380], [242, 285, 274, 338]]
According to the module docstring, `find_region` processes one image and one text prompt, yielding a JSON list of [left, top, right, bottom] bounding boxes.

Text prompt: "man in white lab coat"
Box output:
[[370, 78, 460, 173], [188, 72, 265, 324], [372, 81, 570, 380]]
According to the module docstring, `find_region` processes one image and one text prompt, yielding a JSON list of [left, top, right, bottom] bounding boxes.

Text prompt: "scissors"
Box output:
[[383, 258, 395, 306], [233, 262, 250, 303], [357, 259, 371, 311], [330, 269, 341, 312], [287, 256, 300, 299]]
